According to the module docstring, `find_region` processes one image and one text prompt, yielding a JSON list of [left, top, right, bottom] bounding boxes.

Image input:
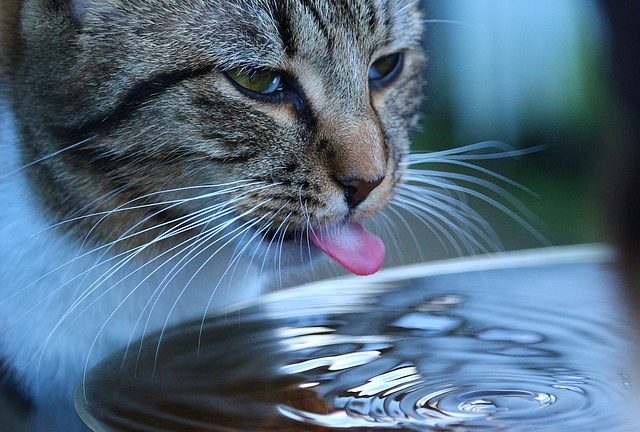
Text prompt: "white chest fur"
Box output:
[[0, 102, 264, 410]]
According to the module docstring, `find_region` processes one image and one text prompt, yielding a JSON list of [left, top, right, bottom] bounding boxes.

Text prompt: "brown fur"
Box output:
[[7, 0, 425, 255]]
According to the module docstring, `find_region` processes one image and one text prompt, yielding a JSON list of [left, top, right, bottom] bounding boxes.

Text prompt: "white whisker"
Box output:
[[384, 206, 425, 262], [0, 136, 97, 180], [405, 160, 537, 196], [151, 210, 272, 374], [397, 184, 502, 247], [403, 175, 546, 244], [396, 188, 501, 252]]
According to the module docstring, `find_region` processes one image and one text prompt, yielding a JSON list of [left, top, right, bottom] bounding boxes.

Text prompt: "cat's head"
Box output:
[[10, 0, 425, 274]]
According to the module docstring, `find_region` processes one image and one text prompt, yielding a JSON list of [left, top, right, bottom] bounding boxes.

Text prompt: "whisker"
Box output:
[[63, 183, 131, 222], [257, 213, 292, 289], [0, 136, 96, 180], [407, 141, 515, 159], [77, 198, 276, 391], [390, 198, 463, 256], [405, 159, 537, 196], [36, 180, 257, 234], [397, 184, 503, 246], [198, 208, 290, 351], [403, 175, 547, 244], [389, 198, 452, 253], [240, 208, 285, 291], [375, 212, 404, 265], [405, 170, 537, 220], [405, 145, 545, 163], [34, 194, 269, 377], [61, 192, 241, 297], [102, 199, 271, 342], [275, 218, 292, 291], [152, 211, 273, 374], [396, 188, 501, 252], [0, 188, 253, 312], [299, 191, 316, 277], [420, 19, 474, 27], [121, 211, 230, 367], [393, 196, 483, 255], [384, 206, 425, 262], [122, 217, 228, 368], [77, 183, 273, 273]]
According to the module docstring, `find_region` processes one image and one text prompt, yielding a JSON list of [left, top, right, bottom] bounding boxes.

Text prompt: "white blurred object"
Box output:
[[438, 0, 603, 140]]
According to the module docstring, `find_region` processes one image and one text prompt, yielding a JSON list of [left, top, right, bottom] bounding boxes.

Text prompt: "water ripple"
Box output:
[[76, 259, 639, 431]]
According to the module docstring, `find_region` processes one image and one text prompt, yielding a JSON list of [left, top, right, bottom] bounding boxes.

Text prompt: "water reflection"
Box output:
[[76, 250, 639, 431]]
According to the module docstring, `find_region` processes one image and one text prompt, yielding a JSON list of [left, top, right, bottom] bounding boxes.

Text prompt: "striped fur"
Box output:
[[0, 1, 425, 430]]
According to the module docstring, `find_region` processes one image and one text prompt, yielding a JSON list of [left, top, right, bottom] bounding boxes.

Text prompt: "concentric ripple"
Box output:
[[422, 387, 556, 417], [76, 254, 640, 431]]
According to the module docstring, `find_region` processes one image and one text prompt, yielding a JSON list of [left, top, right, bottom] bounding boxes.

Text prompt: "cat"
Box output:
[[0, 0, 425, 430]]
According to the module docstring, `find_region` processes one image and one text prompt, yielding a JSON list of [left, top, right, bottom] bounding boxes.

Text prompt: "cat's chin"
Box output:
[[245, 227, 326, 272]]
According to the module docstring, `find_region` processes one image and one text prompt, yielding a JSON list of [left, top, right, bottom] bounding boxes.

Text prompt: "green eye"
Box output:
[[368, 52, 403, 84], [227, 69, 283, 94]]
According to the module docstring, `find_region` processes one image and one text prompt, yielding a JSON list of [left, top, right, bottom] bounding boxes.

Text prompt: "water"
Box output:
[[76, 248, 640, 431]]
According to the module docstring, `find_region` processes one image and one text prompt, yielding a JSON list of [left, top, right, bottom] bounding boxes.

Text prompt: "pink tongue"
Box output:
[[310, 223, 386, 276]]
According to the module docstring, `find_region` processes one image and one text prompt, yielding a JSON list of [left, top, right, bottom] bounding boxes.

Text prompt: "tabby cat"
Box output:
[[0, 0, 425, 430]]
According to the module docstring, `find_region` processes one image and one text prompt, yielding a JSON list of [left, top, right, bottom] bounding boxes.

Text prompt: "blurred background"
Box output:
[[415, 0, 608, 248]]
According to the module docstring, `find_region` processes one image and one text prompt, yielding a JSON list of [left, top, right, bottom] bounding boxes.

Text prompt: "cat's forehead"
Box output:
[[239, 0, 423, 64], [82, 0, 422, 70]]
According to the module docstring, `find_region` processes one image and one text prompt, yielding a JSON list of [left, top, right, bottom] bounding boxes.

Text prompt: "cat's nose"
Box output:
[[320, 113, 388, 208], [336, 176, 385, 209]]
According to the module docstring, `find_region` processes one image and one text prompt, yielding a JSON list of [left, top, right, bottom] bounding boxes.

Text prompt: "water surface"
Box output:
[[76, 248, 639, 431]]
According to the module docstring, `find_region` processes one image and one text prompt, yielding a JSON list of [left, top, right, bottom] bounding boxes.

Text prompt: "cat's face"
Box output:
[[12, 0, 425, 273]]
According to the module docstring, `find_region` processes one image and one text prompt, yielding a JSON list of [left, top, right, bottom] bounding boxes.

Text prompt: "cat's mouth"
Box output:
[[262, 221, 386, 276]]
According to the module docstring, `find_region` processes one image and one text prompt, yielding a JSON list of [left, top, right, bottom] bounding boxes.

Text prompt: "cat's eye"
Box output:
[[227, 69, 283, 95], [368, 53, 404, 89]]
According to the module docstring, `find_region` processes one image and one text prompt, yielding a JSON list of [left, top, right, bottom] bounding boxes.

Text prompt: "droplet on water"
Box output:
[[391, 312, 463, 334], [477, 328, 544, 344]]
